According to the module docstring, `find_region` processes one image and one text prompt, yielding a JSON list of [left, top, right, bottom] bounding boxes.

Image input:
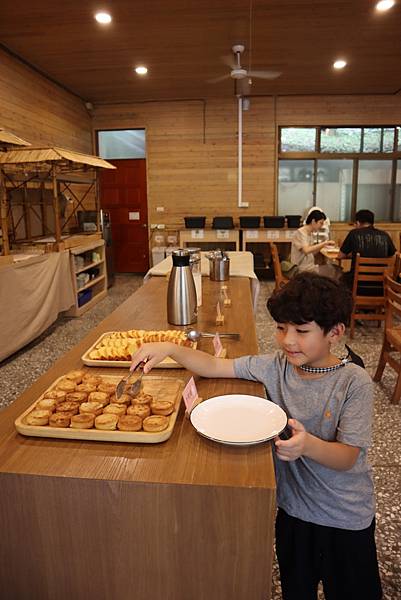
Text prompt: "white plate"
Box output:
[[190, 394, 287, 446]]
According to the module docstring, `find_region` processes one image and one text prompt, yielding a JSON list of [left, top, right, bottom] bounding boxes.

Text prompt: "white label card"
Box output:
[[246, 230, 259, 239], [191, 229, 204, 239], [285, 230, 295, 239], [266, 230, 279, 240], [182, 376, 199, 412], [216, 229, 229, 239], [129, 211, 140, 220]]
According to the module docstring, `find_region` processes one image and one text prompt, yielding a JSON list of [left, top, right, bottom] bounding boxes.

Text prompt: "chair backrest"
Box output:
[[352, 253, 394, 299], [269, 242, 288, 289], [392, 251, 401, 281], [384, 273, 401, 327]]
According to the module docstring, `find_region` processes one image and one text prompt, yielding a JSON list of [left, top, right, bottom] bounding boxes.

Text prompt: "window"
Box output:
[[97, 129, 146, 159], [356, 160, 393, 221], [278, 160, 314, 216], [280, 128, 317, 152], [316, 160, 353, 222], [320, 128, 362, 153]]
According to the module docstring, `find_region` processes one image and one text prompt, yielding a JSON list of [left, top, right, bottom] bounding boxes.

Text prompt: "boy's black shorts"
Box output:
[[276, 508, 382, 600]]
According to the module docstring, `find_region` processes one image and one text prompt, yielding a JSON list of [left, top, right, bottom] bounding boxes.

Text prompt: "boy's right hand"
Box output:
[[131, 342, 174, 374], [324, 240, 336, 247]]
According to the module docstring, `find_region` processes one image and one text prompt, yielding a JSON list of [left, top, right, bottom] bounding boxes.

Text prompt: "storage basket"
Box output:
[[184, 216, 206, 229], [212, 216, 234, 229], [263, 216, 285, 228], [239, 216, 261, 228], [286, 215, 302, 228], [78, 288, 93, 307]]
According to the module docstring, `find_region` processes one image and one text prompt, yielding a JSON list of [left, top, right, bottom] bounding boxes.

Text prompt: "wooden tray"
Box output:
[[81, 331, 195, 369], [15, 374, 184, 444]]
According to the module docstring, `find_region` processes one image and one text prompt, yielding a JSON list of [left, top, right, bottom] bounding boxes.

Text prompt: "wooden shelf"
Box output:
[[75, 260, 103, 275], [66, 239, 107, 317], [76, 274, 105, 292]]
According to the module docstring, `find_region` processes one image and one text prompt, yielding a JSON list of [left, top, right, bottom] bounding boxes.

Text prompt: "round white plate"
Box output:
[[190, 394, 287, 446]]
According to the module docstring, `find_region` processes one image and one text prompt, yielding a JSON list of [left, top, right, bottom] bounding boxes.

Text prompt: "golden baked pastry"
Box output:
[[43, 390, 66, 402], [142, 415, 169, 432], [88, 391, 109, 406], [70, 414, 95, 429], [131, 393, 153, 406], [95, 414, 118, 431], [117, 415, 142, 432], [56, 380, 76, 393], [151, 400, 174, 416], [113, 393, 132, 405], [82, 374, 103, 386], [25, 410, 50, 426], [103, 404, 126, 416], [76, 383, 97, 394], [65, 369, 86, 384], [97, 382, 116, 395], [79, 401, 103, 416], [56, 401, 79, 415], [66, 391, 88, 404], [36, 398, 56, 412], [49, 413, 71, 428], [127, 404, 151, 419]]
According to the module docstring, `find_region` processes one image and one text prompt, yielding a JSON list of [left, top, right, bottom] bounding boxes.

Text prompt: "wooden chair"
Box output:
[[392, 251, 401, 281], [373, 274, 401, 404], [349, 253, 394, 338], [269, 242, 289, 290]]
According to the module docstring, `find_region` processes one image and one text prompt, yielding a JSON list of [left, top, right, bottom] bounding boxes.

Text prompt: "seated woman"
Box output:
[[291, 209, 336, 274]]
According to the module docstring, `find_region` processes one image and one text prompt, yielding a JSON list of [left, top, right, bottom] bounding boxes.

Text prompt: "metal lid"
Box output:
[[172, 248, 190, 267]]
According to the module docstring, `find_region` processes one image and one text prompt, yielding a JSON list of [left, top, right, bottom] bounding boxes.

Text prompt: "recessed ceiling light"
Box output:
[[95, 12, 112, 24], [333, 59, 347, 70], [376, 0, 395, 11], [135, 66, 148, 75]]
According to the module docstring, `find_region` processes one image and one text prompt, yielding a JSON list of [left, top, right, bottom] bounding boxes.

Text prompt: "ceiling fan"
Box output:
[[208, 44, 281, 95]]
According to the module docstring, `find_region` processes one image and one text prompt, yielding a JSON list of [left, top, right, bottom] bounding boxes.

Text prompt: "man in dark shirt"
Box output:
[[338, 209, 396, 290]]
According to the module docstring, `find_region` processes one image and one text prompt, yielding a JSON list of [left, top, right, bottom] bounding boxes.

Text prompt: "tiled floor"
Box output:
[[1, 275, 400, 599]]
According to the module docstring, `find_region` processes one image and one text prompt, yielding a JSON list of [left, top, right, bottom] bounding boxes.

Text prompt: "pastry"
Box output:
[[131, 393, 153, 406], [117, 415, 142, 432], [127, 404, 151, 419], [95, 414, 118, 430], [82, 374, 103, 386], [151, 400, 174, 416], [88, 391, 109, 406], [76, 383, 97, 394], [66, 391, 88, 404], [49, 413, 71, 428], [65, 369, 85, 384], [70, 414, 94, 429], [56, 379, 76, 393], [43, 390, 66, 402], [97, 382, 116, 395], [25, 409, 50, 426], [79, 401, 103, 416], [113, 393, 132, 405], [103, 404, 126, 416], [142, 415, 169, 432], [36, 398, 56, 412], [56, 401, 80, 415]]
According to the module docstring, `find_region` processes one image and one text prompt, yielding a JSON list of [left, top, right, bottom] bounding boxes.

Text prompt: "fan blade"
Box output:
[[207, 74, 231, 84], [247, 69, 281, 80], [221, 54, 237, 69]]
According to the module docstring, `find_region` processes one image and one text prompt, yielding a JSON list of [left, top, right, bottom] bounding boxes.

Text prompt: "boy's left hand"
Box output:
[[274, 418, 308, 461]]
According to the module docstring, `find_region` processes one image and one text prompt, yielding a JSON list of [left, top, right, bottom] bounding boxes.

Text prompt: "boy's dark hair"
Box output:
[[355, 209, 374, 225], [305, 209, 326, 224], [267, 272, 352, 333]]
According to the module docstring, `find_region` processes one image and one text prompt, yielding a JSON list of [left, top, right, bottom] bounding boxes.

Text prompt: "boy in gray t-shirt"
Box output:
[[131, 272, 382, 600]]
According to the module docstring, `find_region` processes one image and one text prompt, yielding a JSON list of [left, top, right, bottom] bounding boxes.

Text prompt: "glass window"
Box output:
[[98, 129, 146, 159], [316, 160, 353, 222], [393, 160, 401, 221], [383, 128, 395, 152], [356, 160, 393, 221], [363, 128, 382, 153], [278, 160, 314, 216], [320, 127, 362, 153], [280, 128, 316, 152]]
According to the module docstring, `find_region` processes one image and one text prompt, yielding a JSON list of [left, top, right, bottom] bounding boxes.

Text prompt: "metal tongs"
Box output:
[[115, 361, 145, 401]]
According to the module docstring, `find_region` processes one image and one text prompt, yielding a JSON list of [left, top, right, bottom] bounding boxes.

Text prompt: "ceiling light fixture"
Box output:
[[135, 66, 148, 75], [376, 0, 395, 11], [333, 59, 347, 70], [95, 12, 112, 24]]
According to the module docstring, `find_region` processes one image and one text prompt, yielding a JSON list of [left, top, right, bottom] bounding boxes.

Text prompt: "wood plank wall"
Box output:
[[92, 93, 401, 232], [0, 47, 92, 152]]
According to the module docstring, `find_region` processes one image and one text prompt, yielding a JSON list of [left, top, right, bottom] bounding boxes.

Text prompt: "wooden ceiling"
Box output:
[[0, 0, 401, 104]]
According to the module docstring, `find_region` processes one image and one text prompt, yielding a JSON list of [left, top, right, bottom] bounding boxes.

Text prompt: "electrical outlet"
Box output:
[[240, 202, 249, 208], [150, 224, 158, 229], [157, 224, 166, 230], [156, 206, 165, 212]]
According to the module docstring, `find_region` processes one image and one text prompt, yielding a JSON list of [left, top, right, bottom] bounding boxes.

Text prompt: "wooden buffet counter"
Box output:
[[0, 277, 275, 600]]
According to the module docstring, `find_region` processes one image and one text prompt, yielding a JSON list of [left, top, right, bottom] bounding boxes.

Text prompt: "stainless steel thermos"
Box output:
[[167, 249, 197, 325]]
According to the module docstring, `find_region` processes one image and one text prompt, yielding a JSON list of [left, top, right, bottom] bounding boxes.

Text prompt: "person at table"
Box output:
[[131, 272, 381, 600], [291, 209, 336, 273], [338, 208, 396, 288]]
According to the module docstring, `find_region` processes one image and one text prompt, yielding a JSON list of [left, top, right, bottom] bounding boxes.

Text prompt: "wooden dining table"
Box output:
[[0, 276, 276, 600]]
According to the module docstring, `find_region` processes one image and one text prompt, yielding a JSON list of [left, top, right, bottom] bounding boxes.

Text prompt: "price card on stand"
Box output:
[[182, 376, 199, 413], [216, 229, 229, 239], [245, 230, 259, 240], [213, 332, 223, 357], [191, 229, 204, 239]]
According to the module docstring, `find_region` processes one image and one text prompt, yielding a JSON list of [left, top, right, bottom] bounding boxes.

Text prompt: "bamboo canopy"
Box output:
[[0, 128, 31, 149], [0, 146, 116, 171]]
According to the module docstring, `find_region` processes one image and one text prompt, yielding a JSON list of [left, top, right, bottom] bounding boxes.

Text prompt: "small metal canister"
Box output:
[[206, 250, 230, 281]]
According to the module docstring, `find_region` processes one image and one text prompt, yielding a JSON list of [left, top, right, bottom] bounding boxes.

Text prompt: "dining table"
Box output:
[[0, 276, 276, 600]]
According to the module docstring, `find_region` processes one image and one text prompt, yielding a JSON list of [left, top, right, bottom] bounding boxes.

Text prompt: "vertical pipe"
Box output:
[[52, 165, 61, 249], [238, 96, 243, 207], [0, 170, 10, 255]]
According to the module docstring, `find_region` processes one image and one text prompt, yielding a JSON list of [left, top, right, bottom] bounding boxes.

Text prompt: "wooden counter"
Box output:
[[0, 277, 275, 600]]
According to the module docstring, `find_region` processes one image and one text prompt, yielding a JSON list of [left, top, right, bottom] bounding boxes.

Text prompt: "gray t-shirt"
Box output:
[[234, 352, 375, 530]]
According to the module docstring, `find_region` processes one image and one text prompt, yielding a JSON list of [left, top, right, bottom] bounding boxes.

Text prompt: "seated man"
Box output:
[[338, 209, 396, 290], [291, 209, 336, 275]]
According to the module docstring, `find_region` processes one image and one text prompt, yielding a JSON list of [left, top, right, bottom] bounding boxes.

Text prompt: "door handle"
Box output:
[[142, 223, 147, 228]]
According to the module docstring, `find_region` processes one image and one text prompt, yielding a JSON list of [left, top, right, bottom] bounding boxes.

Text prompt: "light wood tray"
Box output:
[[15, 374, 184, 444], [81, 331, 195, 368]]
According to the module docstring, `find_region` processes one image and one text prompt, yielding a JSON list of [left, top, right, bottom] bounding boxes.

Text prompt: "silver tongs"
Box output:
[[115, 362, 145, 400]]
